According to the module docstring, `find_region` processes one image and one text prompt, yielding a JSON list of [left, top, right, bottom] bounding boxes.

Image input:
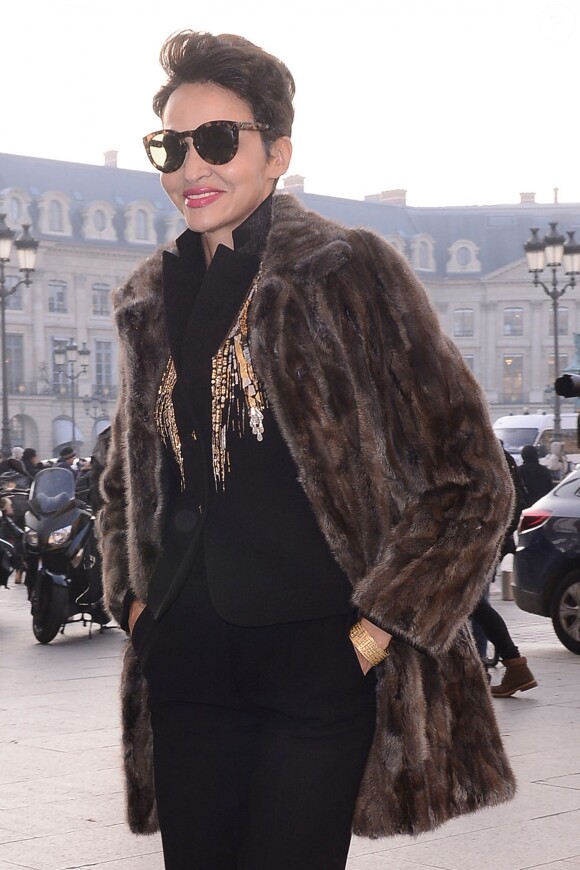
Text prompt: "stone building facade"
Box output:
[[1, 152, 579, 459]]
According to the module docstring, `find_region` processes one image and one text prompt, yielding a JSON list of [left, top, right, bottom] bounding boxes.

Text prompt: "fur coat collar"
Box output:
[[100, 193, 516, 838]]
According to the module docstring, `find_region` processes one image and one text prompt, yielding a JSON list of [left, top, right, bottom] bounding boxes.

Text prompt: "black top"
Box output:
[[153, 195, 353, 627]]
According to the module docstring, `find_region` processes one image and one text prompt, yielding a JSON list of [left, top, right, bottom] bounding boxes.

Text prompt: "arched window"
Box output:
[[135, 209, 149, 240], [48, 200, 64, 233], [93, 209, 107, 232], [453, 308, 474, 338], [410, 235, 435, 272], [9, 196, 21, 223], [418, 240, 430, 270]]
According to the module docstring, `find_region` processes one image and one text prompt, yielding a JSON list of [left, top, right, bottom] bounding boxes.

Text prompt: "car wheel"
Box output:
[[550, 570, 580, 654]]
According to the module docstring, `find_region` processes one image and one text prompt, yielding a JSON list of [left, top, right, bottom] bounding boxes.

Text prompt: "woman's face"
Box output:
[[160, 82, 291, 260]]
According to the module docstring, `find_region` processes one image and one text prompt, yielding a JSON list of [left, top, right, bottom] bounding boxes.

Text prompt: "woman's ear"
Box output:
[[269, 136, 292, 179]]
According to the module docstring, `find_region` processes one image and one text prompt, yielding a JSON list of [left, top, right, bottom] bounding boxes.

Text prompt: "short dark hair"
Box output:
[[152, 31, 295, 151]]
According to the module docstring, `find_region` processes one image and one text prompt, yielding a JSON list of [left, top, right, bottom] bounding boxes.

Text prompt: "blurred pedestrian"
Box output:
[[56, 446, 78, 478], [546, 440, 569, 483], [518, 445, 555, 504], [22, 448, 43, 479]]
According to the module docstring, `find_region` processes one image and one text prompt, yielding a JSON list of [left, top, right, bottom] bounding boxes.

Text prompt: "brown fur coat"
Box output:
[[99, 193, 516, 838]]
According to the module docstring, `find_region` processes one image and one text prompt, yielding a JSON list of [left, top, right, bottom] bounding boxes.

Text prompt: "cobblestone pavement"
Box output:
[[1, 579, 579, 870]]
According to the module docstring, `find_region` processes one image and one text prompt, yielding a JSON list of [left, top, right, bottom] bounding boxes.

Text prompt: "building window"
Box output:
[[504, 307, 524, 336], [6, 334, 24, 392], [462, 354, 475, 372], [453, 308, 474, 337], [95, 340, 113, 391], [135, 209, 149, 241], [446, 239, 482, 274], [48, 280, 68, 314], [548, 354, 568, 383], [418, 240, 430, 269], [502, 355, 524, 403], [48, 200, 64, 233], [549, 307, 568, 336], [92, 283, 111, 317], [3, 275, 23, 310], [9, 196, 21, 223], [10, 414, 25, 446], [93, 209, 107, 232]]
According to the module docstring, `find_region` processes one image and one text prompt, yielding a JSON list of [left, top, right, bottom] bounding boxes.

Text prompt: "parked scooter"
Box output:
[[23, 466, 108, 643]]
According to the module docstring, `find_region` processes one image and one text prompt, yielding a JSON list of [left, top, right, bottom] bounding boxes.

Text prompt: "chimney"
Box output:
[[103, 150, 119, 168], [364, 188, 407, 206], [519, 192, 536, 204], [283, 174, 305, 193]]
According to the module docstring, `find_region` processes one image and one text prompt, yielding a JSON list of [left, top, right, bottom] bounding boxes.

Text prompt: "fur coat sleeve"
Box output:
[[97, 248, 169, 624], [250, 215, 514, 657]]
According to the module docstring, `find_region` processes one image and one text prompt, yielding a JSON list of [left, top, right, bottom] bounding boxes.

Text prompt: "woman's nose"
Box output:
[[182, 140, 210, 179]]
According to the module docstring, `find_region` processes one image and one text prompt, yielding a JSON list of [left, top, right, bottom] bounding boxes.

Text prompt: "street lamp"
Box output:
[[0, 214, 39, 457], [54, 339, 91, 450], [83, 392, 109, 425], [524, 223, 580, 438]]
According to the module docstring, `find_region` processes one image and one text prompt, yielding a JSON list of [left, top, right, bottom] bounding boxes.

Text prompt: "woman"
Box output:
[[100, 30, 516, 870]]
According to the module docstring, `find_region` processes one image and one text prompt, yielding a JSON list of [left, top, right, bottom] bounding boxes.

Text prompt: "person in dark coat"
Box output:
[[519, 444, 555, 504], [56, 446, 78, 479], [22, 448, 42, 479], [99, 29, 515, 870]]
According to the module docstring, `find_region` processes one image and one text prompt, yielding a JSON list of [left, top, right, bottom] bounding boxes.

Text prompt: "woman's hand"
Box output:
[[128, 599, 147, 635], [352, 618, 392, 675]]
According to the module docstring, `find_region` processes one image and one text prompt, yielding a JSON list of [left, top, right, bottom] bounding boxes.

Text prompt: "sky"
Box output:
[[2, 0, 579, 207]]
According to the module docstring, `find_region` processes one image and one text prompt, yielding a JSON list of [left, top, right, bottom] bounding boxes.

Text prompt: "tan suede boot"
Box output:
[[491, 656, 537, 697]]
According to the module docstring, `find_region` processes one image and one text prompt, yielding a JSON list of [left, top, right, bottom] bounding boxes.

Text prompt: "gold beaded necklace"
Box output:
[[156, 267, 266, 493], [211, 267, 266, 489]]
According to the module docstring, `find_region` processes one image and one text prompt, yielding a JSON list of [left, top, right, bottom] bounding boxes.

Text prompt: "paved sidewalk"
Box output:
[[1, 580, 579, 870]]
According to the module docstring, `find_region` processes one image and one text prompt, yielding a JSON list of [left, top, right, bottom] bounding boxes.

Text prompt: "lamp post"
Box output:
[[524, 223, 580, 439], [54, 339, 91, 450], [0, 214, 39, 457], [83, 391, 109, 430]]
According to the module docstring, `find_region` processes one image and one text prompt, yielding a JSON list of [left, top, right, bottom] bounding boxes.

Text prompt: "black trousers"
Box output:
[[471, 595, 520, 661], [134, 576, 377, 870]]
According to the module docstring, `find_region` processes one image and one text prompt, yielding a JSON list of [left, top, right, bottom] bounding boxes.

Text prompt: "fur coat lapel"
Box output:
[[100, 193, 516, 839]]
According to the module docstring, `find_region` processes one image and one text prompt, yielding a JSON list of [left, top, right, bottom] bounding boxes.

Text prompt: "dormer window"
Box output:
[[409, 235, 435, 272], [48, 200, 64, 233], [446, 240, 481, 274], [124, 201, 157, 245], [38, 192, 72, 236], [81, 201, 117, 241]]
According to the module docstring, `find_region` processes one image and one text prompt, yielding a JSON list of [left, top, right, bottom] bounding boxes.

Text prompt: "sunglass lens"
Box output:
[[195, 122, 238, 165], [147, 132, 186, 173]]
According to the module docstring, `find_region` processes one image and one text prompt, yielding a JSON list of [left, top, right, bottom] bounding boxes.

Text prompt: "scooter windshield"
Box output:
[[30, 467, 76, 514]]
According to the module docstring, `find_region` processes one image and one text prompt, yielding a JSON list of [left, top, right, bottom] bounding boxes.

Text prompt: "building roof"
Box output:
[[2, 151, 580, 276]]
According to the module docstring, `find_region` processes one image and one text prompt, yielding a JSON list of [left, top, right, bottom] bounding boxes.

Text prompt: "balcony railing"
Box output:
[[498, 393, 527, 404], [7, 382, 118, 399]]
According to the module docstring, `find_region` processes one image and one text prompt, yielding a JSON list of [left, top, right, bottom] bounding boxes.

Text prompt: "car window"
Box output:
[[493, 428, 538, 450], [538, 428, 578, 456], [553, 474, 580, 498]]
